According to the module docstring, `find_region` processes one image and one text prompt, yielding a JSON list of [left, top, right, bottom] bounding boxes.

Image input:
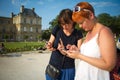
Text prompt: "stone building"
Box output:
[[0, 17, 16, 42], [0, 5, 42, 42]]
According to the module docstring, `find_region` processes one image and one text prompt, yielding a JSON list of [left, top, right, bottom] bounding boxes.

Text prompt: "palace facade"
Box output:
[[0, 5, 42, 42]]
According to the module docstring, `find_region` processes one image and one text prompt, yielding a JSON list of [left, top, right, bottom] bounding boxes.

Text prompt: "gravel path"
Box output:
[[0, 51, 51, 80]]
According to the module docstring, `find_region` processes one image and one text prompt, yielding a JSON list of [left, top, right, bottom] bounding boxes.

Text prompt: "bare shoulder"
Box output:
[[99, 24, 115, 45], [99, 24, 114, 38], [97, 23, 115, 44]]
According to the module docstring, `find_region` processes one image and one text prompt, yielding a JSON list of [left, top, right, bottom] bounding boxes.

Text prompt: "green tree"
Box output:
[[97, 13, 113, 27], [24, 35, 29, 42], [41, 30, 51, 40], [97, 13, 120, 34], [4, 34, 9, 42], [49, 15, 59, 30], [36, 35, 41, 42], [113, 15, 120, 36]]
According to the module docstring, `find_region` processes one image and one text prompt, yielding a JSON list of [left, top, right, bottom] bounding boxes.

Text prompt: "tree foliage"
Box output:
[[97, 13, 120, 36], [49, 15, 59, 30], [41, 30, 51, 40], [97, 13, 113, 27]]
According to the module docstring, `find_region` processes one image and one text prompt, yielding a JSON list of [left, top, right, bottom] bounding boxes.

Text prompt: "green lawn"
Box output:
[[0, 41, 46, 53], [3, 42, 44, 48]]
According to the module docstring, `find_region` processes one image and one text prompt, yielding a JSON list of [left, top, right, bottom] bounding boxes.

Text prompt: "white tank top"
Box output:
[[75, 33, 110, 80]]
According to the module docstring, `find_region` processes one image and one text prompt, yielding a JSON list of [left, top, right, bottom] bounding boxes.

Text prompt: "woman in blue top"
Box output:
[[45, 8, 83, 80]]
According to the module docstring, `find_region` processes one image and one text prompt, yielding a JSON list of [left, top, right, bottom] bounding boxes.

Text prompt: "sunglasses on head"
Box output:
[[73, 6, 90, 12]]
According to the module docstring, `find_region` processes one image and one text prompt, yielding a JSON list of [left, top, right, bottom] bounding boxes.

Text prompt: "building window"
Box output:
[[36, 28, 38, 32], [10, 28, 13, 33], [24, 27, 27, 31], [0, 20, 3, 24], [5, 20, 9, 24], [21, 26, 23, 32], [30, 27, 33, 32], [24, 18, 26, 23], [36, 19, 38, 24], [30, 19, 32, 24], [2, 27, 6, 33], [2, 34, 4, 39], [30, 35, 33, 40], [10, 35, 13, 39]]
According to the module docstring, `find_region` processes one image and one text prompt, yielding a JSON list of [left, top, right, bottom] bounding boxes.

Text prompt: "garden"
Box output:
[[0, 41, 46, 54]]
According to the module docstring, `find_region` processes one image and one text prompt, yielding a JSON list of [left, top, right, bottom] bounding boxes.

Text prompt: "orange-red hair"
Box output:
[[72, 2, 94, 23]]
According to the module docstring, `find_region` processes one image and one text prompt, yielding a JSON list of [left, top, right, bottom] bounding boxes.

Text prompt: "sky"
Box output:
[[0, 0, 120, 30]]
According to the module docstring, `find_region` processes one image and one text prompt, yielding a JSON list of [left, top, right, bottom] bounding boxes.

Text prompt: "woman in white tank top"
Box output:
[[64, 2, 117, 80]]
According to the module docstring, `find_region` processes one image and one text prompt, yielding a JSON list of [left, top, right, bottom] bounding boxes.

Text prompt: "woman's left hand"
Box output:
[[62, 50, 80, 59]]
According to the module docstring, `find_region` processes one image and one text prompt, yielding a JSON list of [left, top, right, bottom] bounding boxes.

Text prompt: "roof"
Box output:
[[20, 8, 40, 17]]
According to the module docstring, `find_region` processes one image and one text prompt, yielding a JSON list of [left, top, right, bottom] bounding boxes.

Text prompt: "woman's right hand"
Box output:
[[57, 38, 68, 55], [46, 42, 56, 51]]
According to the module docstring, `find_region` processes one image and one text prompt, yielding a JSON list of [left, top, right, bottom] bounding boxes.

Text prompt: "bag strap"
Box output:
[[61, 55, 65, 69]]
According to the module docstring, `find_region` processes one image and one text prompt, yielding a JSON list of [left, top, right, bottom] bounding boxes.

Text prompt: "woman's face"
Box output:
[[78, 18, 92, 31], [61, 21, 73, 31]]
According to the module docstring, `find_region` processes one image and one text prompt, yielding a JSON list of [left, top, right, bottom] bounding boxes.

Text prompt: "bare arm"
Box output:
[[48, 34, 55, 44], [46, 34, 56, 51], [95, 27, 116, 71]]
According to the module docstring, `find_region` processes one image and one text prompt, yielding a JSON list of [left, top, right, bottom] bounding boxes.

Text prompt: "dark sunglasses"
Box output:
[[73, 6, 90, 12]]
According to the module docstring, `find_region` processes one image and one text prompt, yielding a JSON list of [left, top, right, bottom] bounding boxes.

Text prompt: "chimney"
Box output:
[[32, 8, 35, 11], [20, 5, 24, 13], [11, 12, 14, 17]]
